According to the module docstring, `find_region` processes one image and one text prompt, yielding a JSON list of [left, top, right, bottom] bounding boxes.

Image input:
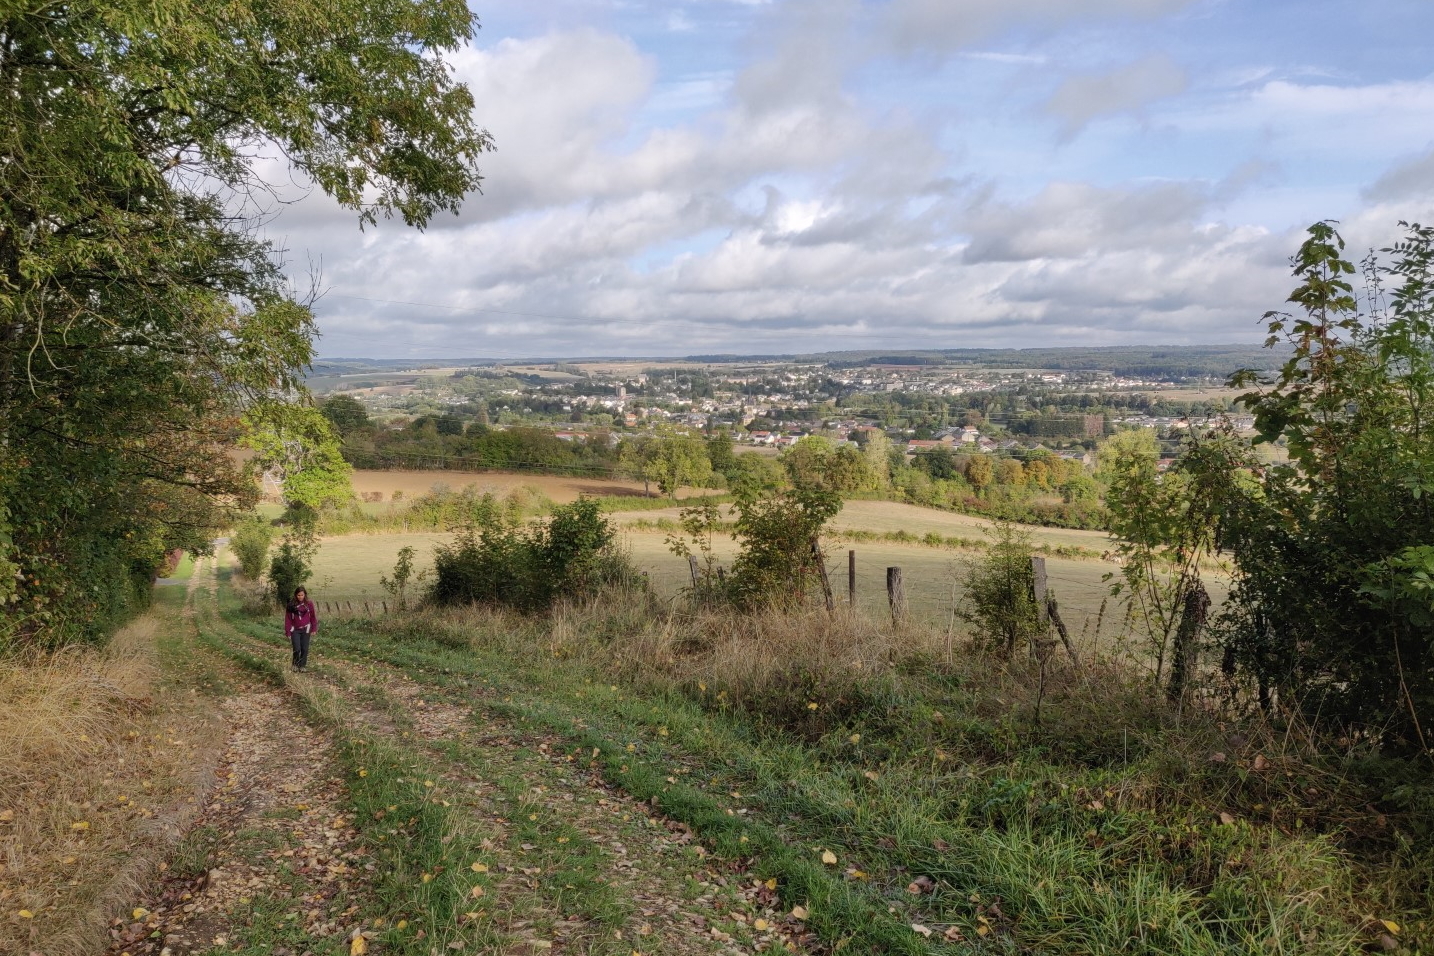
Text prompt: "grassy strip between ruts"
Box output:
[[217, 591, 1419, 956], [194, 608, 515, 954], [219, 598, 938, 953]]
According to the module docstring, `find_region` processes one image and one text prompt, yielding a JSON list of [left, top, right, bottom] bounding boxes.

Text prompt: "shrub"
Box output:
[[268, 542, 310, 606], [429, 495, 630, 612], [959, 523, 1042, 656], [229, 515, 273, 581]]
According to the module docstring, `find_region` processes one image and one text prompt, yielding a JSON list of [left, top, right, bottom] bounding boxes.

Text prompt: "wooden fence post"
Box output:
[[812, 543, 835, 614], [1031, 556, 1048, 624], [887, 567, 905, 626], [688, 554, 701, 589], [848, 550, 857, 606], [364, 601, 371, 617]]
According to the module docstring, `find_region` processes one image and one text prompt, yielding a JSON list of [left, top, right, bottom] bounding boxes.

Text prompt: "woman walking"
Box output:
[[285, 586, 319, 672]]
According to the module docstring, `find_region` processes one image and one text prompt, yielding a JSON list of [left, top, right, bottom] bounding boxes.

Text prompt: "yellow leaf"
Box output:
[[358, 769, 368, 777], [557, 837, 569, 844], [528, 814, 538, 821], [396, 920, 409, 930], [18, 910, 34, 919], [70, 821, 90, 831], [423, 780, 434, 788], [0, 809, 13, 822], [132, 907, 149, 919], [470, 862, 488, 873], [807, 702, 818, 710], [820, 849, 837, 865], [1381, 920, 1401, 935], [421, 872, 434, 883], [657, 727, 669, 737], [351, 934, 368, 955], [976, 924, 991, 937], [791, 905, 809, 920], [754, 918, 770, 931], [469, 885, 486, 899], [863, 770, 879, 781], [848, 733, 861, 743], [764, 878, 777, 890]]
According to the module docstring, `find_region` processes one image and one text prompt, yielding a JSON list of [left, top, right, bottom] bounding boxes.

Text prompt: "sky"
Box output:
[[260, 0, 1434, 360]]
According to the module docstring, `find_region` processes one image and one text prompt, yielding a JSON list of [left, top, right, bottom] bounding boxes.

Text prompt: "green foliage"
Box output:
[[379, 546, 420, 611], [244, 403, 355, 511], [429, 497, 630, 612], [727, 487, 843, 610], [619, 433, 714, 498], [1193, 221, 1434, 748], [230, 515, 275, 581], [320, 395, 372, 437], [959, 524, 1042, 656], [269, 543, 312, 607], [0, 0, 486, 644], [781, 436, 876, 493]]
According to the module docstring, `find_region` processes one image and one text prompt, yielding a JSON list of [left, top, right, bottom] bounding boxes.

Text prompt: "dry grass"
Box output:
[[0, 616, 223, 956], [347, 469, 714, 503]]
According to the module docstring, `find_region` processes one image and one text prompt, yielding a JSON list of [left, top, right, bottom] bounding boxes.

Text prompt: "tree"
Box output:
[[320, 396, 372, 437], [727, 487, 843, 610], [959, 524, 1042, 657], [1197, 221, 1434, 748], [965, 455, 994, 494], [243, 405, 354, 512], [0, 0, 489, 645]]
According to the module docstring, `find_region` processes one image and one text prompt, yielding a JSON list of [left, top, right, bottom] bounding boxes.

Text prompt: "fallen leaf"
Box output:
[[863, 770, 878, 781], [1253, 753, 1270, 772], [820, 849, 837, 865], [396, 920, 409, 930], [350, 936, 368, 955], [132, 907, 149, 919], [753, 918, 770, 931], [1381, 920, 1401, 935], [849, 733, 861, 743], [0, 809, 14, 823], [791, 905, 809, 920], [470, 862, 488, 873], [18, 910, 34, 919], [807, 702, 818, 710], [1219, 812, 1236, 825], [910, 924, 933, 938], [469, 886, 485, 899], [70, 821, 89, 831]]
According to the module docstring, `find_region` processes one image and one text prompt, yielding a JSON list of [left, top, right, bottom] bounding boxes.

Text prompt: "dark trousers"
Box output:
[[290, 628, 311, 668]]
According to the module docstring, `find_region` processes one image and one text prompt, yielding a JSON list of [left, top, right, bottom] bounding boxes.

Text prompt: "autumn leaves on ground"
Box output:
[[6, 544, 1433, 956], [3, 553, 828, 956]]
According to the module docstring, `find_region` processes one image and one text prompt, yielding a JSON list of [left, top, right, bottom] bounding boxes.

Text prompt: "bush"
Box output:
[[268, 542, 311, 606], [959, 523, 1042, 656], [429, 495, 631, 612], [229, 515, 273, 580]]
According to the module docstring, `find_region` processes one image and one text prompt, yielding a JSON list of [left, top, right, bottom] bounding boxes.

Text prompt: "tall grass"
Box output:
[[0, 615, 221, 956], [359, 592, 1433, 952]]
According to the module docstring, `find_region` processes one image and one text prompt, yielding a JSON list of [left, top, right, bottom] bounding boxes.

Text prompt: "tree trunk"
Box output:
[[1168, 581, 1210, 704]]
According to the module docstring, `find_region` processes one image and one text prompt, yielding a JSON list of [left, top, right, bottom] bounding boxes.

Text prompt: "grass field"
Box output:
[[612, 498, 1115, 553], [347, 468, 714, 503], [303, 525, 1215, 657]]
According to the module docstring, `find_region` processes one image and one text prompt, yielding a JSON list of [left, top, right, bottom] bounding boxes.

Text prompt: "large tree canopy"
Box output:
[[0, 0, 490, 645]]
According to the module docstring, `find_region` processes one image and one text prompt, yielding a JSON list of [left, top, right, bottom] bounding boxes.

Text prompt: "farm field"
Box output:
[[300, 525, 1217, 654], [612, 498, 1115, 554], [346, 468, 714, 503]]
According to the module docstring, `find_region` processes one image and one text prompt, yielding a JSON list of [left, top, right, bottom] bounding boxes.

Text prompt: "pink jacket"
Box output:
[[285, 600, 318, 637]]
